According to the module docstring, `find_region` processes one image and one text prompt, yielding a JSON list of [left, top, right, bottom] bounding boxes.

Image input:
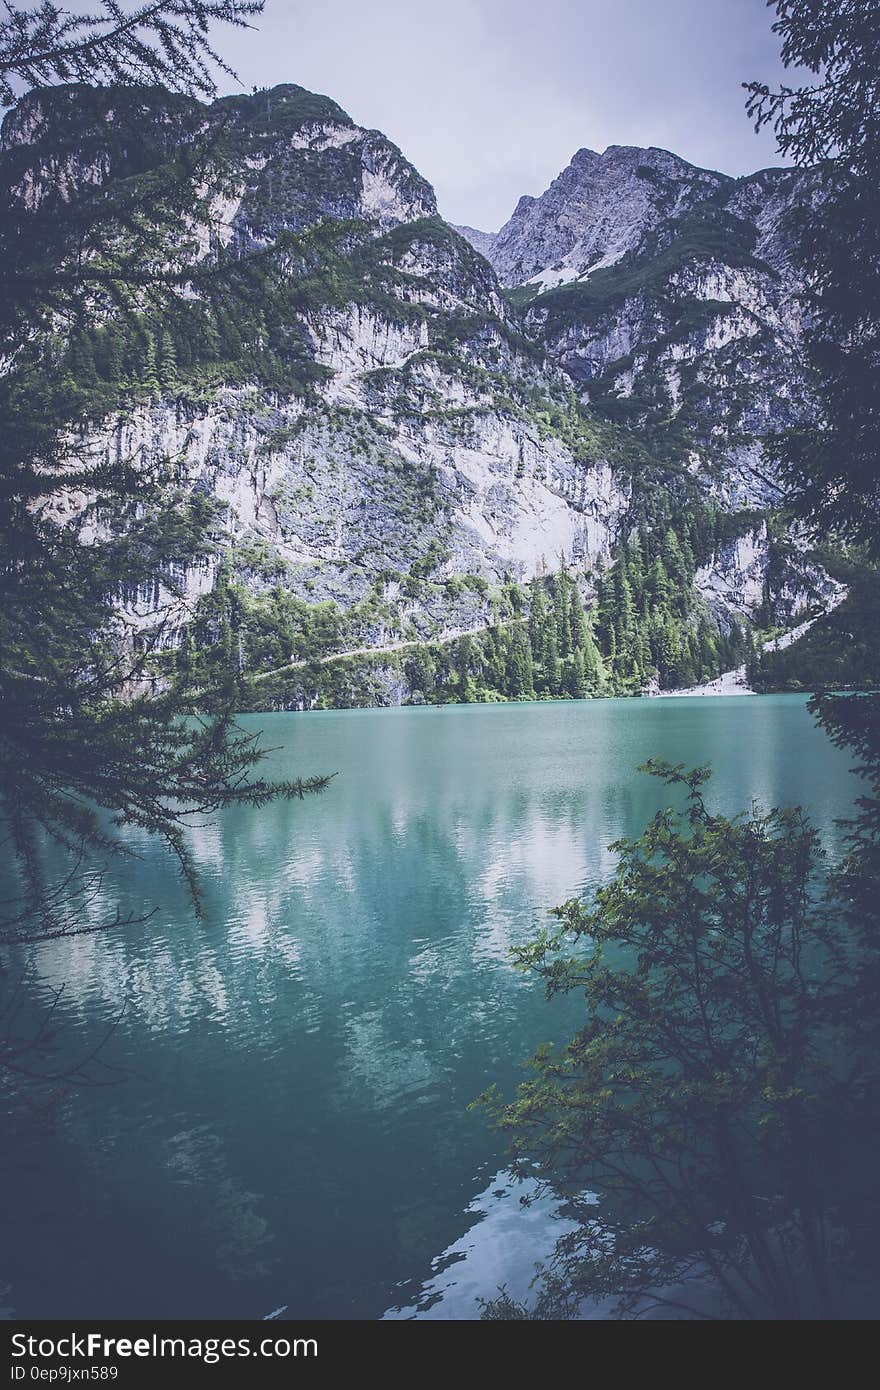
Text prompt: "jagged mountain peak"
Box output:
[[574, 143, 703, 171], [1, 78, 437, 237], [218, 82, 437, 240], [214, 82, 355, 133], [458, 142, 733, 289], [453, 145, 733, 262]]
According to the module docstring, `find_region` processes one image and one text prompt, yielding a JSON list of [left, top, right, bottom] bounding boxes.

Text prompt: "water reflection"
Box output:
[[2, 697, 861, 1319], [383, 1172, 581, 1320]]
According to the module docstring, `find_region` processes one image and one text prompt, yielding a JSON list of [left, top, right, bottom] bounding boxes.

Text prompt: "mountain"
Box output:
[[458, 145, 727, 287], [457, 145, 822, 508], [2, 84, 839, 709]]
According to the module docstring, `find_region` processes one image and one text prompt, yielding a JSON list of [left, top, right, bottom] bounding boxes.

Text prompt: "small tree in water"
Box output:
[[479, 762, 880, 1319]]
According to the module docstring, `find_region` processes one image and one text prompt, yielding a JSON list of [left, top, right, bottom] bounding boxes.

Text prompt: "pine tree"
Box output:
[[507, 627, 534, 699], [661, 529, 685, 586], [544, 628, 561, 696], [582, 622, 604, 695], [553, 572, 573, 658], [484, 626, 507, 692], [613, 570, 636, 668], [646, 556, 670, 608], [141, 330, 161, 400], [455, 635, 479, 701], [569, 584, 588, 654], [565, 648, 588, 699], [159, 330, 180, 393], [528, 578, 550, 668], [69, 333, 99, 395], [103, 327, 126, 388], [405, 648, 436, 700]]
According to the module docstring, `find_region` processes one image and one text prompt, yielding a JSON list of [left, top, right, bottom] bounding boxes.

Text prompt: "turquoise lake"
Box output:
[[1, 696, 862, 1319]]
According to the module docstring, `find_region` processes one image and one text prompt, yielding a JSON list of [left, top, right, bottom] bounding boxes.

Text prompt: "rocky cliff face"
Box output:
[[458, 146, 821, 511], [2, 86, 634, 627], [2, 84, 831, 704], [459, 145, 726, 288]]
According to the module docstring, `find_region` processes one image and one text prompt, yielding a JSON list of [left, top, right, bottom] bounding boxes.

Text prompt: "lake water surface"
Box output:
[[1, 696, 861, 1319]]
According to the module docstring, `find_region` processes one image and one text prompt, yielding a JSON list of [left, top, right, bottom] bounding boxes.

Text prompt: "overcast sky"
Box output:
[[213, 0, 795, 231]]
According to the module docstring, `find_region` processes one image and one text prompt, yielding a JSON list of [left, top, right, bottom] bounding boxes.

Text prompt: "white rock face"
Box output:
[[287, 122, 361, 152], [696, 527, 842, 627], [458, 145, 728, 287], [79, 343, 629, 625], [360, 158, 429, 224], [696, 531, 770, 617]]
